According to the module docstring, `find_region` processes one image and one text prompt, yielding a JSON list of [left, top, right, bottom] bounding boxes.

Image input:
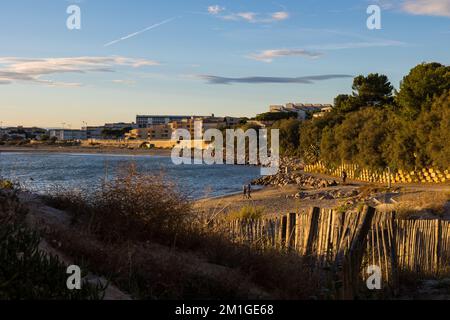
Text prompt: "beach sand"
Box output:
[[194, 184, 344, 218], [0, 144, 172, 156]]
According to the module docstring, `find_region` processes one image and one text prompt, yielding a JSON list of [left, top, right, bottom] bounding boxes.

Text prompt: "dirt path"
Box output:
[[17, 192, 132, 300]]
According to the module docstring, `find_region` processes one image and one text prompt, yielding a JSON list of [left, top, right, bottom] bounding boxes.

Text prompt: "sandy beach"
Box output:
[[0, 144, 172, 156], [194, 184, 349, 218]]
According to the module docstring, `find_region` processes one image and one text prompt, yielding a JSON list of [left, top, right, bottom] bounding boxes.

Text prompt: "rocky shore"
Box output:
[[253, 157, 339, 189], [252, 169, 338, 189]]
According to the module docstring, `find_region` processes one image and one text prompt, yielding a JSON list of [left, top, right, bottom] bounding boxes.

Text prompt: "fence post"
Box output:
[[280, 215, 288, 248], [390, 214, 399, 296], [346, 206, 376, 299], [435, 220, 442, 276], [304, 207, 320, 257], [286, 212, 297, 250]]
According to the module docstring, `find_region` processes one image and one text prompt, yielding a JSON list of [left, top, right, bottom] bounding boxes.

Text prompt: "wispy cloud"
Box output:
[[207, 5, 289, 23], [373, 0, 450, 17], [0, 56, 158, 86], [271, 11, 290, 21], [307, 39, 406, 50], [248, 49, 323, 63], [112, 79, 136, 85], [222, 12, 258, 22], [197, 74, 353, 85], [208, 5, 225, 15], [402, 0, 450, 17], [221, 11, 290, 23], [104, 17, 177, 47], [247, 36, 405, 63]]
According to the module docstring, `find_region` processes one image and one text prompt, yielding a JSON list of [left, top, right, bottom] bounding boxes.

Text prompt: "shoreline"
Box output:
[[0, 145, 173, 156]]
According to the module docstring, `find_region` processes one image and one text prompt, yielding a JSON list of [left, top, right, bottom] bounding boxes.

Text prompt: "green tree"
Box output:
[[272, 119, 301, 155], [396, 62, 450, 119], [352, 73, 394, 106], [354, 108, 390, 169], [382, 116, 417, 171], [299, 112, 343, 163], [333, 94, 359, 113], [255, 112, 297, 121], [416, 90, 450, 169], [319, 126, 339, 165]]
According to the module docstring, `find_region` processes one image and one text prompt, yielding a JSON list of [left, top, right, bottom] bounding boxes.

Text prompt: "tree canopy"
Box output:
[[396, 62, 450, 119], [296, 63, 450, 171]]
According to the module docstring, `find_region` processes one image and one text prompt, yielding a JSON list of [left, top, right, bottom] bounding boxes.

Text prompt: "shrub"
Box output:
[[42, 166, 322, 300], [0, 224, 105, 300], [0, 190, 105, 300], [0, 179, 15, 190], [44, 163, 193, 244], [227, 206, 264, 221]]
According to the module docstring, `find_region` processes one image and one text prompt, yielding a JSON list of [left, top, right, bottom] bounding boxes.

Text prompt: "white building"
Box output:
[[104, 122, 137, 130], [49, 129, 87, 141], [136, 115, 193, 128], [83, 126, 104, 139], [269, 103, 333, 120]]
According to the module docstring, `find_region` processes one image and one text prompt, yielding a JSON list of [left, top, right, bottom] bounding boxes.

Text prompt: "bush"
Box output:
[[44, 163, 193, 244], [0, 190, 105, 300], [42, 166, 322, 300], [0, 224, 105, 300], [227, 206, 264, 221], [0, 179, 15, 190]]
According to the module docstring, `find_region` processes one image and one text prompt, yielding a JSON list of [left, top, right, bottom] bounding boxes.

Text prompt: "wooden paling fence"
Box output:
[[213, 207, 450, 298]]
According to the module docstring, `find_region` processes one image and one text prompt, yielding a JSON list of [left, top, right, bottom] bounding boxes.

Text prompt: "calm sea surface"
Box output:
[[0, 153, 261, 199]]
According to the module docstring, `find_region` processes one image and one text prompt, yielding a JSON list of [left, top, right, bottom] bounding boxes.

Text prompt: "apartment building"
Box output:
[[270, 103, 333, 120], [136, 115, 192, 128], [83, 126, 104, 139], [104, 122, 137, 130], [49, 129, 87, 141], [126, 124, 173, 140]]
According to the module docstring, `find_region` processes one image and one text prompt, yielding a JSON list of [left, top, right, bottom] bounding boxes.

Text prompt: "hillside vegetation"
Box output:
[[272, 62, 450, 171]]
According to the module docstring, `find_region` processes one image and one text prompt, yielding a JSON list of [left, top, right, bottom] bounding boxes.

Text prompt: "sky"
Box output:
[[0, 0, 449, 128]]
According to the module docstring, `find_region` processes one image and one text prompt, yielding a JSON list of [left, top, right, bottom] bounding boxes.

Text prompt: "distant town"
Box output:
[[0, 103, 333, 146]]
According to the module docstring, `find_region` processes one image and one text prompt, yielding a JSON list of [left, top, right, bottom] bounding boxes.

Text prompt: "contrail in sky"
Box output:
[[104, 17, 178, 47]]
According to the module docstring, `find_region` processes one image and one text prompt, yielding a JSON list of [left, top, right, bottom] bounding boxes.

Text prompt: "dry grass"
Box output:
[[0, 189, 105, 300], [393, 191, 450, 220], [41, 163, 322, 300], [44, 163, 193, 244], [226, 205, 265, 221]]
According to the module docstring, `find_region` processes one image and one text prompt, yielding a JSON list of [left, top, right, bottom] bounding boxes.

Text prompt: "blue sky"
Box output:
[[0, 0, 449, 127]]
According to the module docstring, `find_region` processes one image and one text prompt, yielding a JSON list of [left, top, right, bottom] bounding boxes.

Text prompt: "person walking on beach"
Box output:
[[342, 170, 348, 185], [247, 183, 252, 199], [243, 185, 247, 199]]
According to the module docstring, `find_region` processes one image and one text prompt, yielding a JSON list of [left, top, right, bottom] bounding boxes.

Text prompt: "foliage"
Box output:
[[0, 224, 105, 300], [352, 73, 394, 106], [395, 62, 450, 120], [44, 163, 193, 244], [43, 165, 321, 300], [271, 119, 301, 155], [0, 190, 105, 300], [298, 63, 450, 171], [255, 111, 297, 121]]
